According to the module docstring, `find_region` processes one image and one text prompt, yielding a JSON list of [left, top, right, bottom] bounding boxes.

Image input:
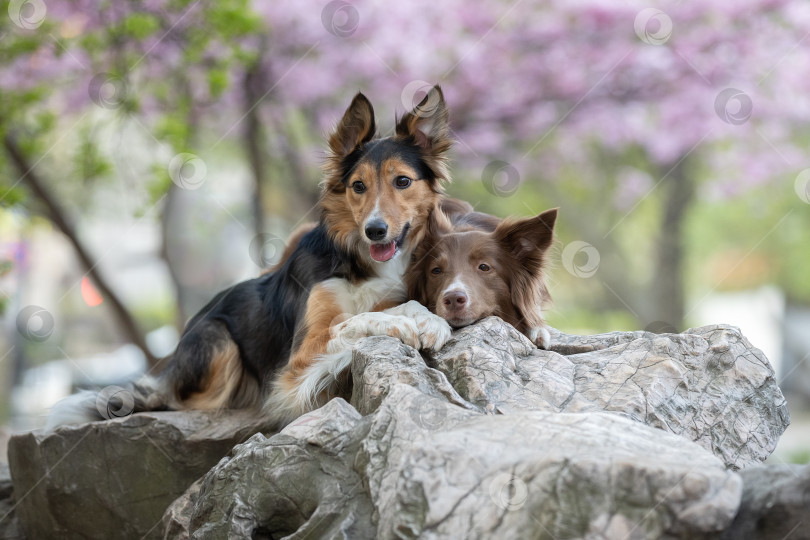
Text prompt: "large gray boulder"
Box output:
[[8, 410, 272, 540], [0, 464, 22, 540], [166, 320, 791, 539], [434, 319, 789, 469]]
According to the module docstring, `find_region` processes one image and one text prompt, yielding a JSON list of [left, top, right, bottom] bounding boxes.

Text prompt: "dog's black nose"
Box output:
[[443, 291, 468, 309], [365, 219, 388, 241]]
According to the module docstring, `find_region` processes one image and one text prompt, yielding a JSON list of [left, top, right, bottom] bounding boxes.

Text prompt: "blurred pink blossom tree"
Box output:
[[2, 0, 809, 349]]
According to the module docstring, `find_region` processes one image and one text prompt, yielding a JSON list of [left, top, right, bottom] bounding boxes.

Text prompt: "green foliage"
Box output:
[[147, 164, 173, 207], [207, 67, 229, 99], [786, 448, 810, 465], [121, 13, 161, 40], [73, 129, 113, 185], [208, 2, 263, 38]]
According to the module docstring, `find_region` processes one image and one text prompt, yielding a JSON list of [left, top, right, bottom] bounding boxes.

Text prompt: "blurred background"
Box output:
[[1, 0, 809, 464]]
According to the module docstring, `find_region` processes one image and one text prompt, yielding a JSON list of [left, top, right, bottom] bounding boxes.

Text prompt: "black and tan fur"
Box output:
[[48, 86, 454, 429]]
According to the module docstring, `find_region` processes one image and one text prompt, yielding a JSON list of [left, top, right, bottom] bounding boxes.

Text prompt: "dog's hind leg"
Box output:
[[264, 283, 349, 427], [170, 319, 260, 411]]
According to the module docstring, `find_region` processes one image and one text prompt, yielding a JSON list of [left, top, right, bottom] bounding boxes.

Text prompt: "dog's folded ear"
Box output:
[[494, 208, 558, 273], [406, 205, 451, 306], [328, 92, 377, 160], [396, 85, 452, 184]]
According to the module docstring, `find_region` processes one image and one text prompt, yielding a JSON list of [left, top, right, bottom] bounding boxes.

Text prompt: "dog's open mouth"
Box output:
[[369, 224, 410, 262]]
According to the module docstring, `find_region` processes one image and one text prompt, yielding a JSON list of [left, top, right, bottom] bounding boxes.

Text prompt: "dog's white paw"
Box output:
[[327, 312, 420, 354], [528, 325, 551, 349], [384, 300, 453, 352]]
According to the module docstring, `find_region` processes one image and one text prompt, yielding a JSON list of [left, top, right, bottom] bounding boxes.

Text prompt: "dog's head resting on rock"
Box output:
[[407, 207, 557, 347]]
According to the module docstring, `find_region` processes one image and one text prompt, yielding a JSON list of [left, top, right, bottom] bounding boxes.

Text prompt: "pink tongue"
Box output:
[[370, 242, 397, 262]]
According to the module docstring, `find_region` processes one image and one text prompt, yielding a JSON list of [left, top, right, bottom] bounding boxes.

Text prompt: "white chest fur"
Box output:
[[322, 253, 409, 315]]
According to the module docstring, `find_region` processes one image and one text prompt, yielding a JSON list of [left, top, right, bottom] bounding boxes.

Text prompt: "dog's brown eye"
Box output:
[[352, 181, 366, 194], [478, 263, 491, 272], [394, 176, 412, 189], [431, 267, 442, 275]]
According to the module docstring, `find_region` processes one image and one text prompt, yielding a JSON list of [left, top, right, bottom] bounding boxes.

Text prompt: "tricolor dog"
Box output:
[[49, 86, 455, 429]]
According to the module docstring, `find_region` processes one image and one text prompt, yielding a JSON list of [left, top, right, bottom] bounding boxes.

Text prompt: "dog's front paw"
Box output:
[[383, 300, 453, 352], [415, 313, 453, 352], [528, 325, 551, 349], [327, 312, 420, 353]]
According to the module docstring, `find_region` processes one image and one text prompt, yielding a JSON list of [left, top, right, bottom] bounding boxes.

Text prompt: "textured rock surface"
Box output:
[[7, 319, 791, 539], [722, 464, 810, 539], [8, 410, 272, 540], [168, 320, 790, 539], [432, 319, 789, 469], [171, 387, 745, 538], [0, 465, 22, 540], [164, 399, 376, 539]]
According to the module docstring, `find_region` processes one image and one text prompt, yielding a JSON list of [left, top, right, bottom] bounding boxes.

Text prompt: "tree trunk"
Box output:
[[243, 62, 268, 241], [157, 75, 201, 330], [4, 133, 158, 365], [651, 157, 695, 331], [159, 182, 190, 330]]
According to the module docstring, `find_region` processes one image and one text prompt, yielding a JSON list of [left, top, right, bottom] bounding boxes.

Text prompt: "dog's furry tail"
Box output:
[[263, 350, 353, 429], [45, 375, 176, 430]]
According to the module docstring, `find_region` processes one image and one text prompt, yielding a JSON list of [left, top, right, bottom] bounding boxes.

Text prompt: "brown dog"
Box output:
[[406, 206, 557, 347]]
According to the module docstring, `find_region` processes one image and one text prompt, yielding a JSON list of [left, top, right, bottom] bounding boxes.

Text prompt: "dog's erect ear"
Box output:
[[328, 92, 376, 159], [396, 85, 452, 183], [395, 85, 449, 148], [494, 208, 558, 273]]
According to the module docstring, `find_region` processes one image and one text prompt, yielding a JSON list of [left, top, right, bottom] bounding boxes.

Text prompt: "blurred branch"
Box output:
[[4, 132, 158, 366]]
